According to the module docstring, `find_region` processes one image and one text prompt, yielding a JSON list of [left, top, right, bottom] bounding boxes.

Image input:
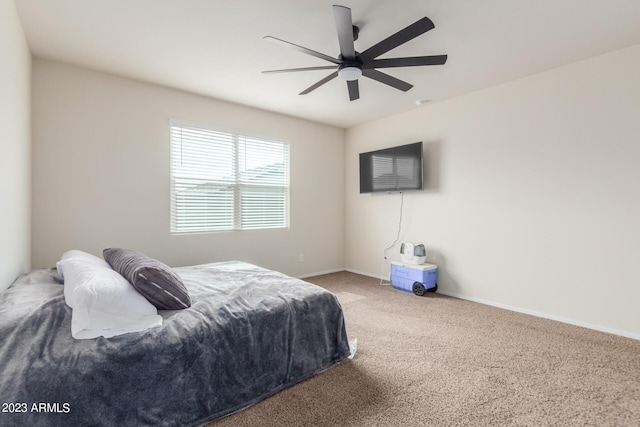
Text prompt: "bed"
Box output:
[[0, 260, 351, 426]]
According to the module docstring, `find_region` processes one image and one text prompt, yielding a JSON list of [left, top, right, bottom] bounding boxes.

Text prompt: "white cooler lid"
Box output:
[[390, 261, 437, 271]]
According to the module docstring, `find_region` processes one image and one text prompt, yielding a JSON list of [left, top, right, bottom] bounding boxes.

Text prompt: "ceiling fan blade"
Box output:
[[300, 71, 339, 95], [333, 5, 356, 60], [361, 17, 435, 60], [264, 36, 340, 64], [262, 66, 337, 74], [347, 80, 360, 101], [362, 69, 413, 92], [365, 55, 448, 69]]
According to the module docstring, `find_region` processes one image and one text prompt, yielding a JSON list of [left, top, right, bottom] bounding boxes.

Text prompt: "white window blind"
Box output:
[[170, 123, 289, 233]]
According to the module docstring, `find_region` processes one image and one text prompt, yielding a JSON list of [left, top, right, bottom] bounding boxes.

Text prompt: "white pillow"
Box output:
[[59, 258, 162, 339], [56, 249, 110, 282], [56, 250, 111, 304]]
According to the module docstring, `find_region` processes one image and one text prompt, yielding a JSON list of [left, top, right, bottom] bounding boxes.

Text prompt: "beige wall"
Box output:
[[31, 59, 345, 277], [0, 0, 31, 290], [345, 44, 640, 338]]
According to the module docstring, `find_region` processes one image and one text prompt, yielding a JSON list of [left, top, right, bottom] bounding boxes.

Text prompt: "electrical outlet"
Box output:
[[298, 254, 304, 262]]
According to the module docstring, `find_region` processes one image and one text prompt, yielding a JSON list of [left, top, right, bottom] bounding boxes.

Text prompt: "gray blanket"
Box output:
[[0, 262, 350, 426]]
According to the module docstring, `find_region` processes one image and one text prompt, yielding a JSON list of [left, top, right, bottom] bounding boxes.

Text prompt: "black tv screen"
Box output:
[[359, 142, 423, 193]]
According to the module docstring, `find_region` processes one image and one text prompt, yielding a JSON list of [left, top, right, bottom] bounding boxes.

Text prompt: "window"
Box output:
[[170, 122, 289, 233]]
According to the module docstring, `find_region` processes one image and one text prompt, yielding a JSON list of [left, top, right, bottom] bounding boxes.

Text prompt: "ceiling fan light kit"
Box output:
[[338, 65, 362, 81], [263, 5, 447, 101]]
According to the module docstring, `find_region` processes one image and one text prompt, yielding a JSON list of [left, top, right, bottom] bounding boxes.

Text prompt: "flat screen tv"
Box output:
[[359, 142, 423, 194]]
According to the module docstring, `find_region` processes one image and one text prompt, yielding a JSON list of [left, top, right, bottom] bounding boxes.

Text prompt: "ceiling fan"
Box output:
[[262, 5, 448, 101]]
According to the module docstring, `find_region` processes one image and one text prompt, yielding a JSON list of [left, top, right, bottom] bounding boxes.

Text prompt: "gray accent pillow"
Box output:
[[103, 248, 191, 310]]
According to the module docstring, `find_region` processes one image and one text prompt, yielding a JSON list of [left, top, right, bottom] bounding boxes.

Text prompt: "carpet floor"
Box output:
[[209, 271, 640, 426]]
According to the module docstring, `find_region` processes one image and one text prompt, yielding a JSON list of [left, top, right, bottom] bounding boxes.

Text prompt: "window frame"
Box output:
[[169, 121, 290, 234]]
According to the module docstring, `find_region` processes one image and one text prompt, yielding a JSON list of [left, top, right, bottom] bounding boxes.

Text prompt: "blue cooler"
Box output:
[[390, 261, 438, 296]]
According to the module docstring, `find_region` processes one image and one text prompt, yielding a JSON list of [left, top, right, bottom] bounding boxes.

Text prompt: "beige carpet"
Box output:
[[209, 271, 640, 426]]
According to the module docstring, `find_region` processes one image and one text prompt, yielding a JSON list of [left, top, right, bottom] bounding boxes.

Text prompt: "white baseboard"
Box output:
[[437, 289, 640, 341], [296, 268, 346, 279], [304, 269, 640, 341], [343, 268, 382, 280], [343, 268, 396, 286]]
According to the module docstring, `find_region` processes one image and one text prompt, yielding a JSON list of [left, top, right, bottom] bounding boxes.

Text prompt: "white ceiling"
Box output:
[[15, 0, 640, 129]]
